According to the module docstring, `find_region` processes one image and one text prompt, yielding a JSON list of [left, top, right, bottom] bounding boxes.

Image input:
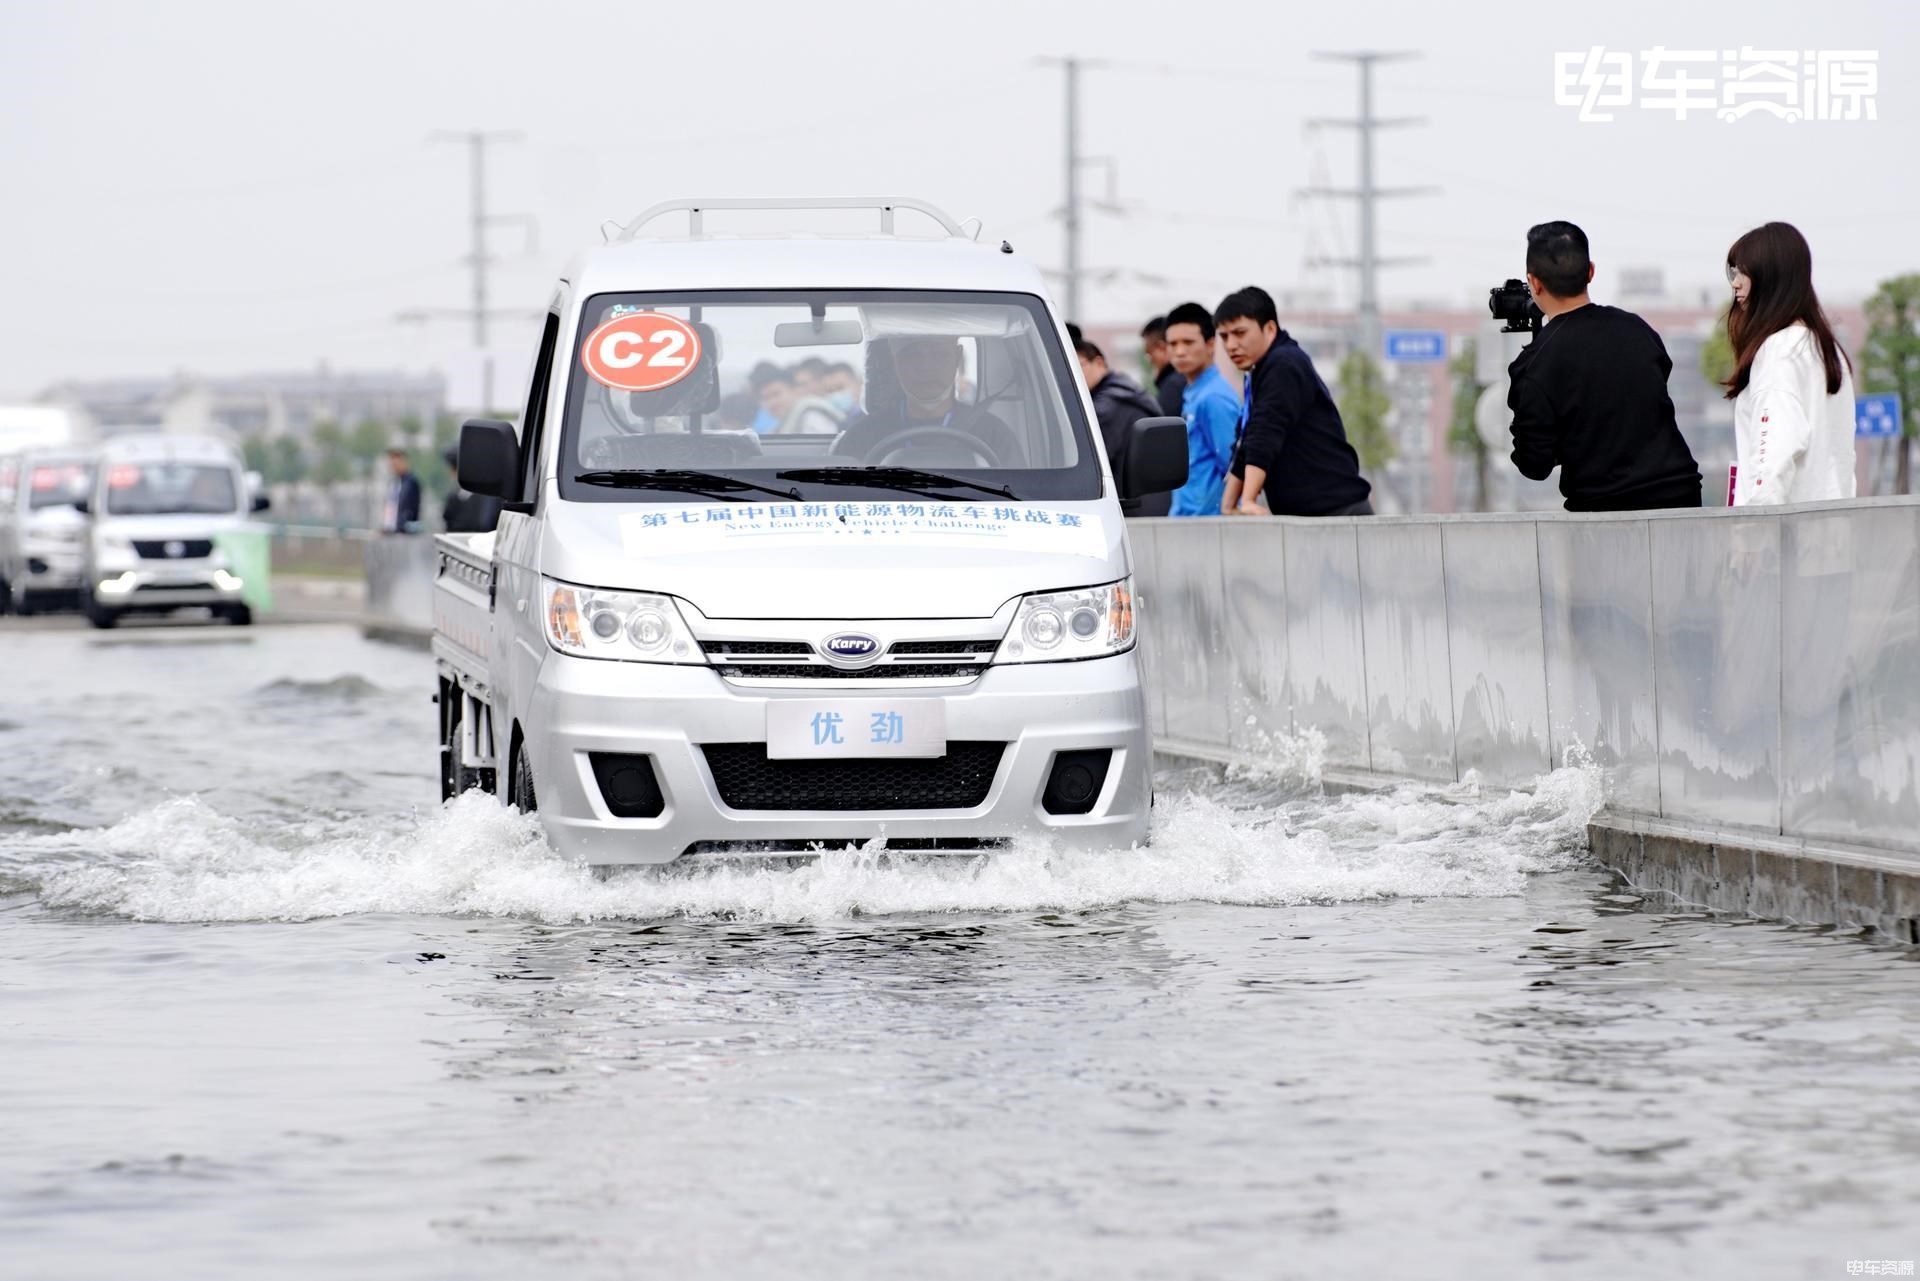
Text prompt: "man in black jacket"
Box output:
[[381, 448, 422, 533], [1140, 315, 1188, 417], [1214, 286, 1372, 516], [1077, 339, 1172, 517], [1506, 221, 1702, 511]]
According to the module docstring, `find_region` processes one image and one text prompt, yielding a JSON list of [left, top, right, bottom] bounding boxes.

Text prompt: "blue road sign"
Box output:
[[1384, 330, 1448, 363], [1857, 392, 1903, 438]]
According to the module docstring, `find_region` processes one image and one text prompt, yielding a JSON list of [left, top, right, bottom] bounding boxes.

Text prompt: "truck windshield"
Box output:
[[104, 462, 238, 515], [557, 290, 1102, 503]]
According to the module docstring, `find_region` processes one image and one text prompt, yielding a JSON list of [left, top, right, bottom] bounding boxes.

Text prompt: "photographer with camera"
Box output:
[[1499, 222, 1702, 512]]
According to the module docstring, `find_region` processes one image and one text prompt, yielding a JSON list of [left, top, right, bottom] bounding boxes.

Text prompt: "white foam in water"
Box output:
[[6, 741, 1605, 923]]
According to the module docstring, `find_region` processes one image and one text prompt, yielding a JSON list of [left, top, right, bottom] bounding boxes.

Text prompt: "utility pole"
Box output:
[[404, 130, 535, 413], [1301, 51, 1436, 362], [1064, 56, 1080, 325], [1035, 57, 1113, 327]]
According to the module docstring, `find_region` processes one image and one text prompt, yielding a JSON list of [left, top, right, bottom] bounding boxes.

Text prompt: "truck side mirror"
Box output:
[[251, 493, 272, 512], [73, 497, 90, 514], [458, 419, 522, 502], [1119, 416, 1190, 499]]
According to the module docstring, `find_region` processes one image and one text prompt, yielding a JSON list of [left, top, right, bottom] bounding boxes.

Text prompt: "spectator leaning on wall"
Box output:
[[1215, 286, 1373, 517], [1140, 314, 1188, 417], [1161, 301, 1239, 517], [1077, 338, 1173, 517]]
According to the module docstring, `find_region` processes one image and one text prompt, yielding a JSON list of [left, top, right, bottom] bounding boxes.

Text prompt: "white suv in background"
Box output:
[[81, 435, 267, 628], [0, 448, 95, 614]]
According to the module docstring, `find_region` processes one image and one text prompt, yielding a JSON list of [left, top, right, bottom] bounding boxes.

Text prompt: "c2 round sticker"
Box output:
[[580, 311, 703, 393]]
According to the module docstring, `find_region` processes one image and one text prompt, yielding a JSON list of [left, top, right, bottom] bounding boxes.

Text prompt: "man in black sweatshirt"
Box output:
[[1507, 221, 1702, 511], [1214, 286, 1373, 516]]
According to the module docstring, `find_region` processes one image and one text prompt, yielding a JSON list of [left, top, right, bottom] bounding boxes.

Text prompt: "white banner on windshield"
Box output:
[[619, 501, 1107, 558]]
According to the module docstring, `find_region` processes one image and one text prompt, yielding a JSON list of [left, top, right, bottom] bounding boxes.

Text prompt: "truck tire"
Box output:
[[222, 603, 253, 626], [0, 576, 11, 616], [84, 591, 119, 629], [510, 744, 537, 814]]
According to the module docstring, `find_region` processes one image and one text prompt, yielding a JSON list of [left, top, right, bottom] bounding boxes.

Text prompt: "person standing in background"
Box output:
[[1723, 222, 1857, 506], [381, 448, 421, 534], [1505, 221, 1702, 512], [1140, 315, 1188, 417], [748, 362, 791, 433], [1077, 339, 1172, 517], [1161, 301, 1239, 517], [1214, 286, 1373, 517]]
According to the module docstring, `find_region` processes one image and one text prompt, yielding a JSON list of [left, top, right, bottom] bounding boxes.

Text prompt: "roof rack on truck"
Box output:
[[605, 196, 978, 243]]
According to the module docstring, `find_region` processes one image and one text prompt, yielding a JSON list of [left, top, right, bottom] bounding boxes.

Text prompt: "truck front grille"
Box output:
[[708, 663, 986, 681], [133, 538, 214, 559], [697, 634, 1000, 684], [700, 742, 1006, 811]]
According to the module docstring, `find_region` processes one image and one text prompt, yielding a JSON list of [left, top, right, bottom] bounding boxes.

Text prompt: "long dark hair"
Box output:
[[1723, 221, 1849, 399]]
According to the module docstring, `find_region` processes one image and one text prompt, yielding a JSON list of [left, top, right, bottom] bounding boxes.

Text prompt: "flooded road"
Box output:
[[2, 622, 1915, 1280]]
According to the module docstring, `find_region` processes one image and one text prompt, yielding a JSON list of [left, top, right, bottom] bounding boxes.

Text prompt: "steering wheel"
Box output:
[[863, 425, 1004, 469]]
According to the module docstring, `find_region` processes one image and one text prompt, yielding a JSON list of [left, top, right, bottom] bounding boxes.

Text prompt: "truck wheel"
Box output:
[[83, 592, 119, 629], [510, 746, 538, 814], [0, 577, 11, 616], [223, 603, 253, 626]]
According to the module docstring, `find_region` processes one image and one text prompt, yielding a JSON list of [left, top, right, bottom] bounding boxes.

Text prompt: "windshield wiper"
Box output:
[[574, 469, 801, 502], [776, 467, 1016, 500]]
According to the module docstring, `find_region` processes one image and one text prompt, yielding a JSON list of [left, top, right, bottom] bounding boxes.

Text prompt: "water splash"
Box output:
[[4, 755, 1604, 925]]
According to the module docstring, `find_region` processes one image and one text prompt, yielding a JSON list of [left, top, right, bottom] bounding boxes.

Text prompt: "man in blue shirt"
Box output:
[[1161, 302, 1240, 516]]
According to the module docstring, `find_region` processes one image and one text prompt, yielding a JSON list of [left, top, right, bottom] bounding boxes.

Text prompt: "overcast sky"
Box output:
[[1, 0, 1913, 400]]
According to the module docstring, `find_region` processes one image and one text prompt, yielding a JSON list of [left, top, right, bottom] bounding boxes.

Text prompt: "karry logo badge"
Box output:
[[819, 632, 881, 667]]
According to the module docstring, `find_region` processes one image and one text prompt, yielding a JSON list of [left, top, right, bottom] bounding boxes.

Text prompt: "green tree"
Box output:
[[1336, 349, 1395, 472], [1861, 273, 1920, 494], [270, 435, 307, 486], [310, 419, 351, 486], [347, 417, 390, 480], [241, 436, 272, 478], [1700, 304, 1735, 389], [1447, 339, 1491, 512]]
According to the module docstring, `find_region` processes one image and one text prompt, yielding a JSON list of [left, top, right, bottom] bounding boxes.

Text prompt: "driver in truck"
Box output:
[[835, 335, 1025, 467]]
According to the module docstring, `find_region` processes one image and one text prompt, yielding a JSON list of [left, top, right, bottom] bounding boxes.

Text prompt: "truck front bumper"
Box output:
[[92, 564, 246, 610], [520, 651, 1153, 866]]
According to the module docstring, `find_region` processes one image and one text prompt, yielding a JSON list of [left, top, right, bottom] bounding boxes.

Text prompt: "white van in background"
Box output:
[[79, 435, 268, 628], [0, 448, 95, 613]]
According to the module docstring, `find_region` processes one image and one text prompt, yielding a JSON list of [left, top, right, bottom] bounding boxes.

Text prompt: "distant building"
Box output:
[[38, 365, 446, 442]]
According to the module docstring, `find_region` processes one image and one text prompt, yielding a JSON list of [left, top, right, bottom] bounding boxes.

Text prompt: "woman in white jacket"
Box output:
[[1724, 222, 1856, 505]]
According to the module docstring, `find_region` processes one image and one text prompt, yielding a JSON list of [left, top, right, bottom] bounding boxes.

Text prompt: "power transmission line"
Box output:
[[1034, 57, 1124, 327], [1298, 51, 1438, 361], [399, 130, 538, 411]]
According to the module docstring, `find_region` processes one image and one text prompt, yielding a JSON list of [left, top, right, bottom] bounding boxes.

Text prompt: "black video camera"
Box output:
[[1488, 279, 1543, 334]]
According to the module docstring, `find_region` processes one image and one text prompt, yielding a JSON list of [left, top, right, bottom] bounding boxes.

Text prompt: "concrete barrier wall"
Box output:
[[359, 497, 1920, 888], [1132, 498, 1920, 859], [362, 535, 437, 633]]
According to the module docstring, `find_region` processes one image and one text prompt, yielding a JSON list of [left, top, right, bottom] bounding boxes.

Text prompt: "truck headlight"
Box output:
[[542, 578, 705, 664], [993, 579, 1134, 663]]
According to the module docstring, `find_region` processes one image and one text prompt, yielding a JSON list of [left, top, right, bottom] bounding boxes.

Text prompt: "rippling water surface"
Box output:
[[2, 622, 1914, 1281]]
